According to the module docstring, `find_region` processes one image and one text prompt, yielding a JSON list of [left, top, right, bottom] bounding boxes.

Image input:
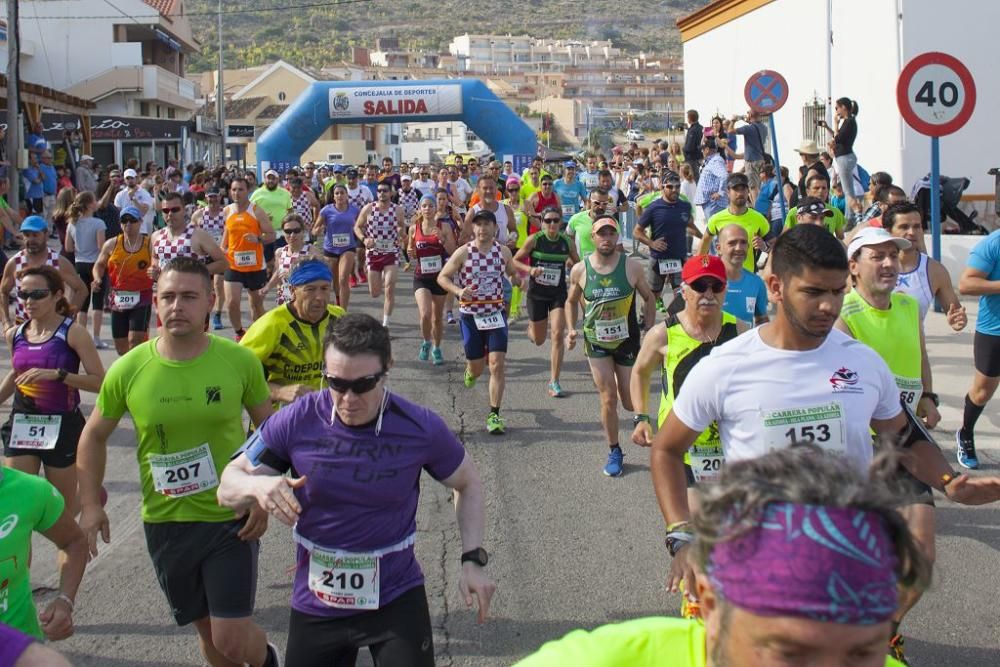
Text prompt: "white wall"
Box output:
[[682, 0, 995, 195]]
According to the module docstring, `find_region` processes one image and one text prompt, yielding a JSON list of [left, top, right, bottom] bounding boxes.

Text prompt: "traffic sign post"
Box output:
[[896, 52, 977, 271], [745, 70, 789, 220]]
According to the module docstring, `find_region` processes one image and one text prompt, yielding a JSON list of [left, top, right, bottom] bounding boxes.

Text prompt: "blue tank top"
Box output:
[[12, 317, 81, 413], [320, 203, 359, 253]]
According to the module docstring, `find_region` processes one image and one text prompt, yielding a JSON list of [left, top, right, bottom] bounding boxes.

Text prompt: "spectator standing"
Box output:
[[682, 110, 703, 177], [727, 110, 769, 197], [23, 153, 45, 216], [65, 191, 108, 348], [819, 97, 861, 216], [25, 121, 48, 159], [693, 138, 728, 221], [75, 155, 98, 193], [40, 151, 58, 223], [112, 169, 155, 234]]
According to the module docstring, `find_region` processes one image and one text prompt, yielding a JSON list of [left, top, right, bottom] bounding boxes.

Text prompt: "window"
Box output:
[[278, 92, 287, 101], [167, 107, 175, 119], [327, 153, 344, 161], [139, 101, 150, 116]]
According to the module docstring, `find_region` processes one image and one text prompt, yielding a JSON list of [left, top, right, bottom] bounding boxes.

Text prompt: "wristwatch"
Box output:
[[665, 533, 693, 558], [921, 391, 940, 407], [460, 547, 489, 567], [633, 414, 651, 426], [56, 368, 68, 383]]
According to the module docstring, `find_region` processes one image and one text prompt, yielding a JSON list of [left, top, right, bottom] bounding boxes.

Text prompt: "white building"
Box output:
[[449, 34, 622, 74], [678, 0, 998, 197], [401, 121, 489, 165]]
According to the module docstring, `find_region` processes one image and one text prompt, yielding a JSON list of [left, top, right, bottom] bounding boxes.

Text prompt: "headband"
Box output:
[[288, 260, 333, 286]]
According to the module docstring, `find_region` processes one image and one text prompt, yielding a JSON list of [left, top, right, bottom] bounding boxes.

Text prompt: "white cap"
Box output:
[[264, 169, 279, 178], [846, 226, 911, 259], [123, 168, 138, 178], [80, 154, 94, 161]]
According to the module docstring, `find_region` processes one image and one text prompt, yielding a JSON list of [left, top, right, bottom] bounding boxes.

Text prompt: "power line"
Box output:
[[25, 0, 375, 20]]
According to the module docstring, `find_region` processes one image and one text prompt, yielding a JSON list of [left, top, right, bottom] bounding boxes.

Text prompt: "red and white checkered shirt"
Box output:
[[291, 192, 313, 221], [153, 227, 196, 268], [399, 188, 421, 220], [365, 203, 400, 257], [275, 244, 313, 305], [457, 241, 505, 316], [200, 209, 226, 244], [11, 248, 61, 322]]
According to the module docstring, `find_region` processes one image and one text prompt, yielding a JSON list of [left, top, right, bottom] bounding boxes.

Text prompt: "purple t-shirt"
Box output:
[[252, 390, 466, 617], [0, 623, 35, 667]]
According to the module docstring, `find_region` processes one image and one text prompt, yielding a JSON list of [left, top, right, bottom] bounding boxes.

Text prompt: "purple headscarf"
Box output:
[[707, 502, 899, 625]]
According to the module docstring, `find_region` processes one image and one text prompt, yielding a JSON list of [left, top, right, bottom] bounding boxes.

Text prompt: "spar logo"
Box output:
[[829, 367, 862, 394], [333, 93, 350, 112]]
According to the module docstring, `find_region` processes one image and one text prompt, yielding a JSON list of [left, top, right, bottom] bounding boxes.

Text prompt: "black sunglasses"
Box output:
[[323, 370, 387, 394], [162, 206, 182, 213], [688, 278, 725, 293], [542, 217, 561, 223], [377, 188, 391, 193], [283, 228, 303, 234], [17, 288, 51, 300]]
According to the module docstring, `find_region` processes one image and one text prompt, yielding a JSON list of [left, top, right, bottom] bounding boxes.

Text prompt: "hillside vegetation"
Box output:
[[185, 0, 706, 72]]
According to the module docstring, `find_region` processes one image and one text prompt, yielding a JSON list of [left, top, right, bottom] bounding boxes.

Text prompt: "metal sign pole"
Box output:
[[768, 113, 787, 221], [929, 136, 941, 263]]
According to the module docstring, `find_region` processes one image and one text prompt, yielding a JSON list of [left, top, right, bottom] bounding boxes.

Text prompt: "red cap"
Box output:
[[681, 255, 727, 285]]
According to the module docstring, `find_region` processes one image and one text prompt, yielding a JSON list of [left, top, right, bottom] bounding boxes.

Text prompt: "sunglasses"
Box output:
[[283, 228, 303, 235], [377, 188, 391, 193], [688, 278, 725, 293], [323, 370, 387, 394], [122, 217, 141, 224], [508, 186, 519, 190], [162, 206, 182, 213], [543, 217, 561, 223], [17, 288, 51, 300]]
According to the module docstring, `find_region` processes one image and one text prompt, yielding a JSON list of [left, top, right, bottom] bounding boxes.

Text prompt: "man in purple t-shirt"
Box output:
[[218, 312, 496, 666]]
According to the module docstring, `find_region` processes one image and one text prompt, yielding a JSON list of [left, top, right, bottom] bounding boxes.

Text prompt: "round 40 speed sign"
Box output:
[[896, 52, 976, 137]]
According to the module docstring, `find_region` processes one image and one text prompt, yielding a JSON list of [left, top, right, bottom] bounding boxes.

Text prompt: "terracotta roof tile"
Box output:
[[257, 104, 288, 120], [142, 0, 177, 15]]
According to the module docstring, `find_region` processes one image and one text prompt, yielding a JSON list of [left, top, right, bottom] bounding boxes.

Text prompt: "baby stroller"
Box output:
[[911, 173, 987, 234]]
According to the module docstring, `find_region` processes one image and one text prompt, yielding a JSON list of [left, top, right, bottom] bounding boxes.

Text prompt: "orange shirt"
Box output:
[[107, 234, 154, 310], [224, 203, 265, 272]]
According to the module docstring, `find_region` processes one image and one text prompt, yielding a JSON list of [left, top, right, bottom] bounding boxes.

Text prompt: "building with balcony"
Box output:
[[448, 34, 623, 74]]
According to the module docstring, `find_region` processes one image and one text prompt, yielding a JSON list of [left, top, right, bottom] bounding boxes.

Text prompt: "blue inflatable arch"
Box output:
[[256, 79, 537, 173]]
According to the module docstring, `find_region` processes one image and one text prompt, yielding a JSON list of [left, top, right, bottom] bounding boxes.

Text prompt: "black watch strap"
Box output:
[[460, 547, 488, 567]]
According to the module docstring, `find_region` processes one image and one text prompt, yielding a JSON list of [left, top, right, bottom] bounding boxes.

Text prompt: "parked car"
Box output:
[[625, 129, 646, 141]]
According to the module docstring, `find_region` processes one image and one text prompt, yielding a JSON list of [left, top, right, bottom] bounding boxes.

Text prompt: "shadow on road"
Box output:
[[935, 506, 1000, 553]]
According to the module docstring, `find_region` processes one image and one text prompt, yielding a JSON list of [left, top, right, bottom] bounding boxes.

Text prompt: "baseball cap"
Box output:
[[506, 176, 521, 188], [333, 164, 345, 174], [796, 197, 833, 218], [471, 209, 497, 225], [661, 170, 681, 184], [123, 168, 138, 178], [682, 255, 727, 285], [592, 217, 620, 234], [264, 169, 279, 178], [205, 187, 221, 197], [846, 227, 911, 259], [563, 160, 576, 168], [120, 206, 143, 221], [401, 173, 412, 181], [20, 215, 48, 233], [345, 168, 358, 177], [727, 172, 750, 189], [80, 154, 94, 162]]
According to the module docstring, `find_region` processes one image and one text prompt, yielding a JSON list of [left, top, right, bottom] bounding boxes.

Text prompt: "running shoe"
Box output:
[[888, 633, 908, 666], [655, 297, 666, 313], [349, 275, 358, 288], [446, 310, 456, 325], [486, 412, 505, 435], [431, 347, 444, 366], [418, 340, 431, 361], [956, 429, 980, 470], [547, 380, 565, 398], [234, 329, 246, 342], [94, 338, 110, 350], [603, 446, 624, 477], [264, 641, 282, 667], [464, 367, 477, 388], [211, 312, 224, 330], [359, 273, 368, 285]]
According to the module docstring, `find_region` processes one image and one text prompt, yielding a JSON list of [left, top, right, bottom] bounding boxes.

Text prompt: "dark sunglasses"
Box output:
[[507, 186, 520, 191], [122, 217, 141, 224], [542, 217, 561, 223], [162, 206, 182, 213], [283, 228, 303, 235], [688, 278, 725, 293], [377, 188, 391, 193], [323, 370, 387, 394], [17, 288, 51, 300]]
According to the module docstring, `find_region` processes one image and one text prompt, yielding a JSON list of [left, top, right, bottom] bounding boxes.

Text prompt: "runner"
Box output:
[[191, 187, 228, 329], [516, 447, 918, 667], [438, 209, 518, 434], [522, 175, 559, 237], [435, 188, 464, 326], [354, 182, 405, 328], [262, 213, 322, 307], [633, 171, 701, 312], [345, 168, 375, 288], [565, 217, 655, 476], [409, 195, 457, 365], [512, 206, 580, 397], [834, 226, 939, 660], [288, 177, 320, 234], [64, 191, 108, 348], [696, 173, 770, 272], [242, 258, 345, 408], [216, 312, 495, 665], [783, 173, 847, 239], [397, 174, 423, 270], [1, 218, 88, 329], [249, 169, 292, 274], [222, 178, 275, 339], [566, 190, 612, 261], [552, 161, 588, 220], [580, 155, 600, 194], [884, 201, 967, 326], [77, 257, 279, 667], [0, 460, 87, 642], [650, 225, 1000, 632], [91, 206, 155, 354], [149, 192, 227, 278], [716, 224, 769, 326], [466, 177, 518, 315], [956, 228, 1000, 470], [1, 265, 105, 518], [313, 184, 359, 309]]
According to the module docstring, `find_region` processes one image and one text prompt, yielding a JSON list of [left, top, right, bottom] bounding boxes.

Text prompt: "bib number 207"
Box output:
[[784, 424, 831, 443], [164, 462, 201, 484]]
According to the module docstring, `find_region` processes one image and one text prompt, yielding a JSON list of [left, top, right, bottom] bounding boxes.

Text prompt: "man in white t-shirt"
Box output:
[[113, 168, 156, 234], [648, 224, 1000, 633]]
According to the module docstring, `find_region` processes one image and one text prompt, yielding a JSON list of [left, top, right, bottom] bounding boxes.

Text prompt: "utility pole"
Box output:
[[6, 0, 20, 211], [216, 0, 225, 167]]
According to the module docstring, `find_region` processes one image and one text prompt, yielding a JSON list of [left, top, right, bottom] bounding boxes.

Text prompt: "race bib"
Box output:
[[561, 205, 575, 218], [234, 250, 257, 268], [9, 414, 61, 450], [148, 443, 219, 498], [690, 446, 724, 483], [658, 259, 682, 275], [594, 316, 628, 343], [330, 233, 351, 248], [113, 291, 141, 309], [474, 311, 504, 331], [536, 266, 562, 287], [374, 238, 395, 253], [745, 297, 757, 315], [419, 255, 442, 274], [895, 376, 923, 409], [308, 547, 379, 610], [762, 402, 846, 455]]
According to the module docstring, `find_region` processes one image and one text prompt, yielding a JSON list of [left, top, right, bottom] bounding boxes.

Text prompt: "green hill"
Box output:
[[185, 0, 706, 72]]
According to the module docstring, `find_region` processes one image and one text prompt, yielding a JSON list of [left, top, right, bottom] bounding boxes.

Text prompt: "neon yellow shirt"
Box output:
[[249, 185, 292, 232], [706, 208, 770, 271], [785, 203, 846, 236]]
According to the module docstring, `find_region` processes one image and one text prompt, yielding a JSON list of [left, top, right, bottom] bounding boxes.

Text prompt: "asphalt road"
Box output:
[[19, 273, 1000, 666]]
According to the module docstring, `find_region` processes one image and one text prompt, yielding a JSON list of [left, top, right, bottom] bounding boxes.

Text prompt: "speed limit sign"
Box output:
[[896, 52, 976, 137]]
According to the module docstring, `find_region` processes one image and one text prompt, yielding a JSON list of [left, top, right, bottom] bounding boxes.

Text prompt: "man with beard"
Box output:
[[697, 173, 770, 273], [354, 182, 405, 329], [249, 169, 292, 274]]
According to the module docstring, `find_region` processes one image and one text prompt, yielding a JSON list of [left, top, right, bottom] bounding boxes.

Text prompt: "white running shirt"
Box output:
[[671, 327, 900, 472]]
